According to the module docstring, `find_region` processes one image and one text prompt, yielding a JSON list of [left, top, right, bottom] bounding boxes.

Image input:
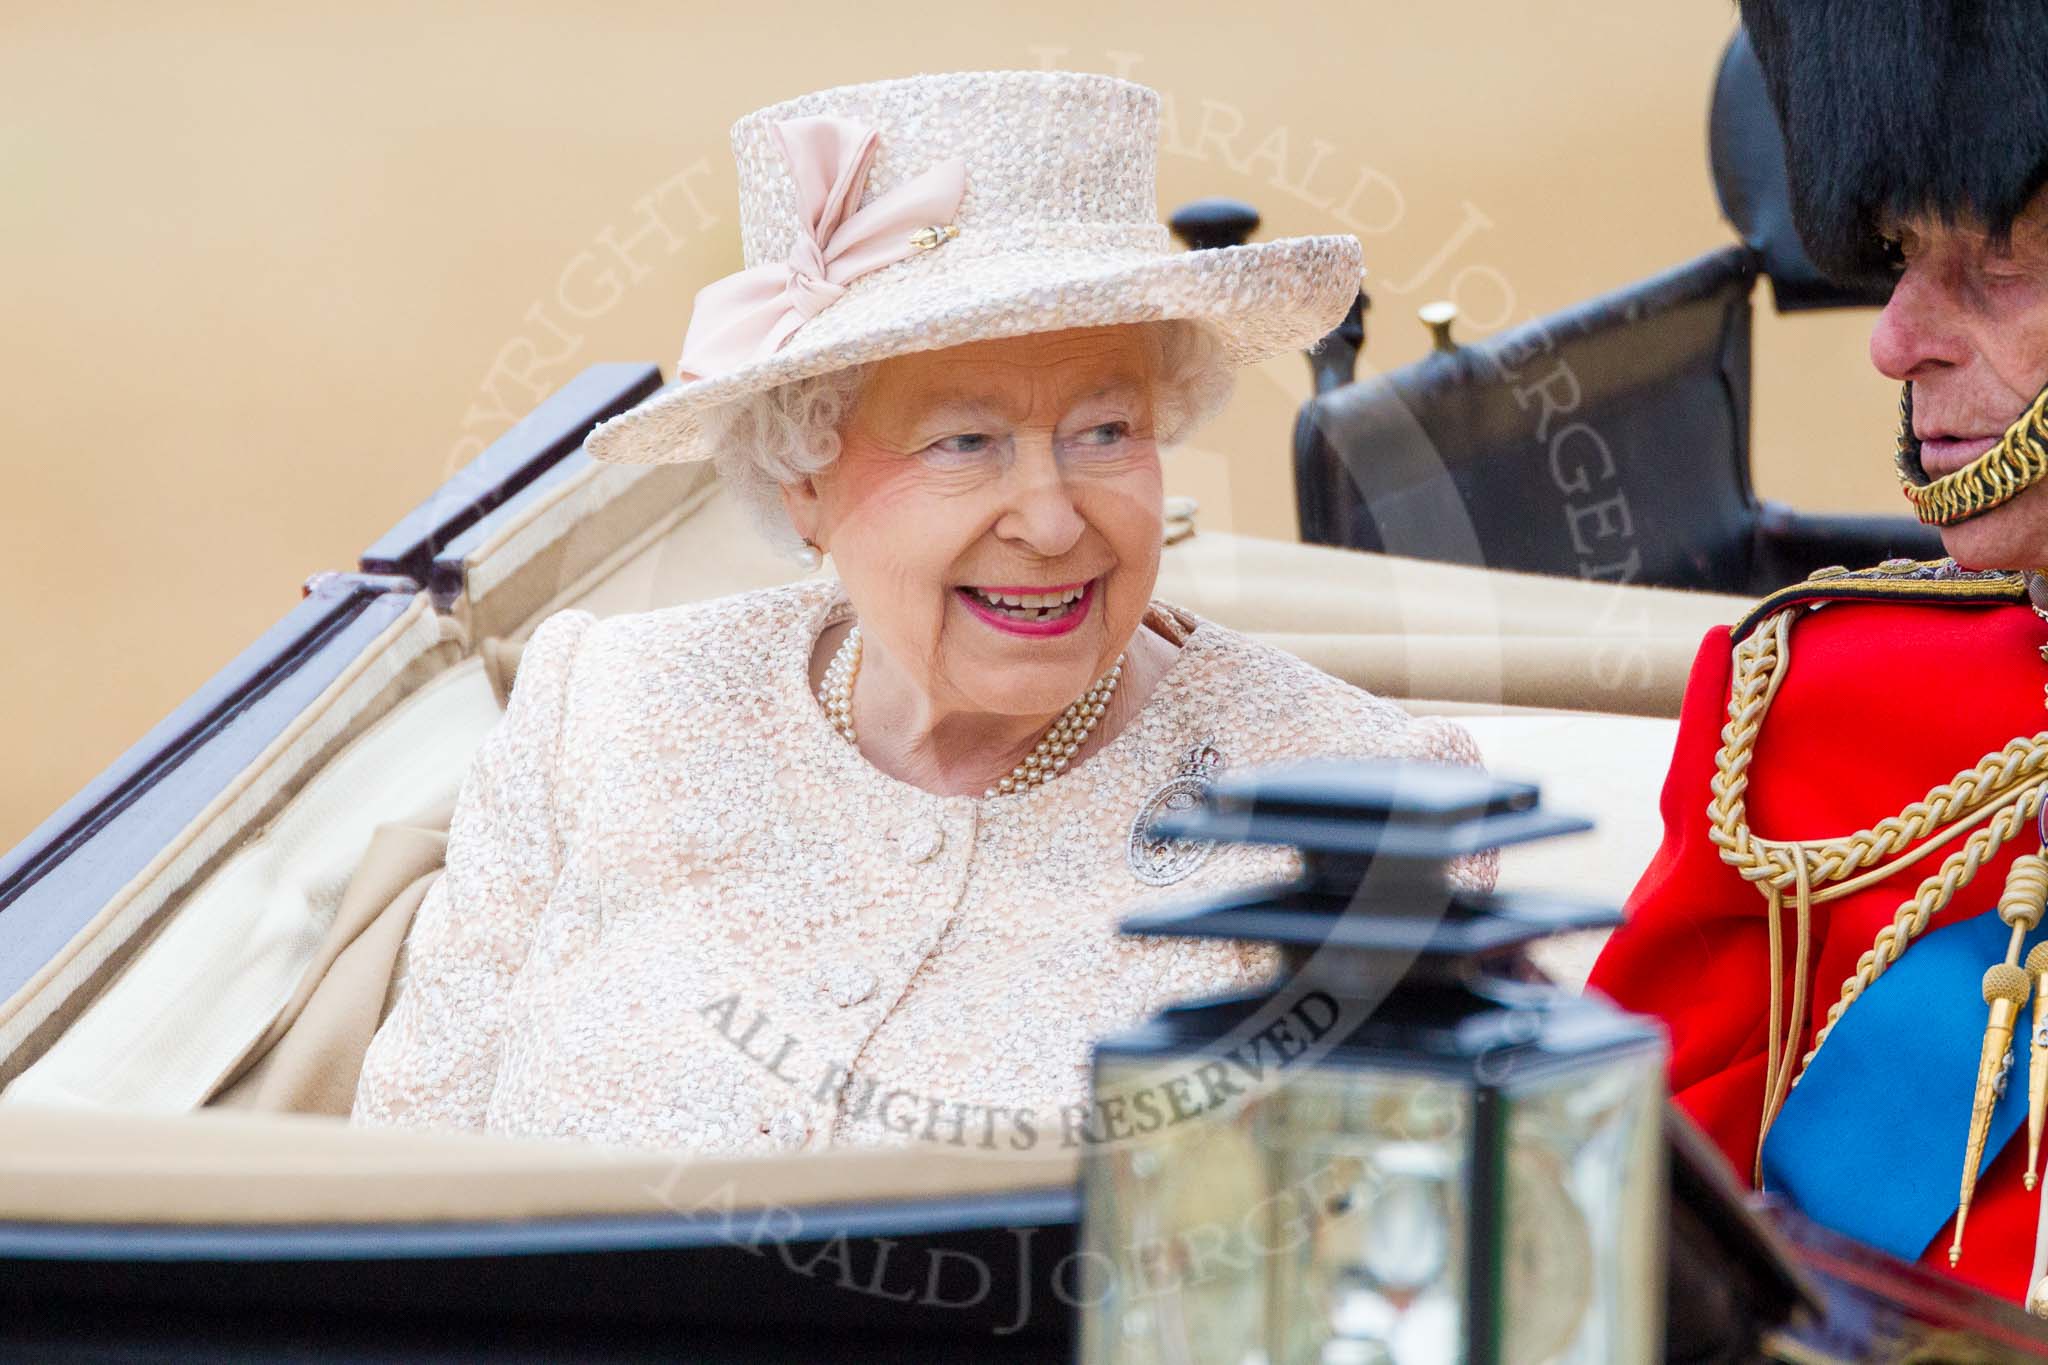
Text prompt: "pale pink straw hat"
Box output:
[[584, 70, 1364, 467]]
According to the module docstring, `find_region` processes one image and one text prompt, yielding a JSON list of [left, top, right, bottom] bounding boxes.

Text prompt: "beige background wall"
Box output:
[[1, 1, 1898, 851]]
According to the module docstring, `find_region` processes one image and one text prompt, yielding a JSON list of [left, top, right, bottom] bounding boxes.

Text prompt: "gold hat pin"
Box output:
[[1955, 851, 2048, 1265]]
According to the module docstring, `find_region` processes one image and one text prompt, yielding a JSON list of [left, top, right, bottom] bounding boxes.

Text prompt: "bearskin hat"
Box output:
[[1740, 0, 2048, 286]]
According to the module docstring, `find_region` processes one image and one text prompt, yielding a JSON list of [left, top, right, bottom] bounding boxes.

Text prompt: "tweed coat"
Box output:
[[352, 578, 1490, 1158]]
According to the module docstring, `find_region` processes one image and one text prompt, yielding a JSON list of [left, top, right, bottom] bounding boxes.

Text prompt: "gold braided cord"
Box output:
[[1710, 613, 2048, 894], [1709, 606, 2048, 1138], [1753, 848, 1816, 1187], [1774, 849, 1813, 1120], [1801, 783, 2047, 1074], [1760, 880, 1784, 1186], [1898, 381, 2048, 527]]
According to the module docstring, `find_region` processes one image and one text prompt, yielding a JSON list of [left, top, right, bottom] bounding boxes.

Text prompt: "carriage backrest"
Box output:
[[1279, 28, 1940, 596], [1297, 246, 1764, 589]]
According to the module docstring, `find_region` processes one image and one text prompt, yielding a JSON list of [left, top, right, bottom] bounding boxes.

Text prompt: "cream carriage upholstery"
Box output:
[[0, 414, 1744, 1120]]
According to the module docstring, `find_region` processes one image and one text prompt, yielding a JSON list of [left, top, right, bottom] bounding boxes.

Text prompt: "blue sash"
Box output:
[[1761, 906, 2046, 1261]]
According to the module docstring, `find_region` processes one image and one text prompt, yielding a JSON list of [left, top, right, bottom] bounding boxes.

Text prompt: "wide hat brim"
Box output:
[[584, 233, 1363, 467]]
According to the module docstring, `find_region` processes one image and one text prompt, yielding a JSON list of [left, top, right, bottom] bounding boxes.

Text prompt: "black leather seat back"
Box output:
[[1297, 247, 1762, 591], [1290, 23, 1946, 596], [1295, 241, 1941, 593]]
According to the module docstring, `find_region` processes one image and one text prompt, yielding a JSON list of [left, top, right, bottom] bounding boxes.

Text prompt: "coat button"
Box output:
[[897, 820, 944, 864], [820, 960, 878, 1008]]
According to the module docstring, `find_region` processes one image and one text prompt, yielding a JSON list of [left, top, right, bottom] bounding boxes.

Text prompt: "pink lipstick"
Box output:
[[955, 579, 1096, 638]]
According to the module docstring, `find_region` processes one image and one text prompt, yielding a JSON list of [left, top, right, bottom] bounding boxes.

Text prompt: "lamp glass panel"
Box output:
[[1499, 1049, 1665, 1365], [1265, 1066, 1473, 1365], [1082, 1059, 1475, 1365], [1080, 1055, 1279, 1365]]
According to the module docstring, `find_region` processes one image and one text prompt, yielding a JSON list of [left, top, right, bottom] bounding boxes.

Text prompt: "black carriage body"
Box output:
[[0, 1191, 1080, 1363]]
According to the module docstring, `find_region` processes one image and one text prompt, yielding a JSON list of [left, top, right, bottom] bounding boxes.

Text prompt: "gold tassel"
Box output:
[[1956, 960, 2030, 1265], [1956, 852, 2048, 1264]]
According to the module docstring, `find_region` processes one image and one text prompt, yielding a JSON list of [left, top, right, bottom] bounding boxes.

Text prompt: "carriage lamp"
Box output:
[[1078, 762, 1667, 1365]]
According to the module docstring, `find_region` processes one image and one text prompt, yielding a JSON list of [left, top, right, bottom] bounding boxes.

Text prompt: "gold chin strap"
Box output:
[[1898, 381, 2048, 527]]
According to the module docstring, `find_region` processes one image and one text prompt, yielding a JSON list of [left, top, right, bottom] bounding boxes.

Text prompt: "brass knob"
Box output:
[[1419, 300, 1458, 354]]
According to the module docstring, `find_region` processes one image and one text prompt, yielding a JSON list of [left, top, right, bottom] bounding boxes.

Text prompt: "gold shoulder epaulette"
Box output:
[[1731, 557, 2027, 643]]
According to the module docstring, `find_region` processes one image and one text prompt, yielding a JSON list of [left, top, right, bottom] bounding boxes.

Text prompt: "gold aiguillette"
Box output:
[[1955, 852, 2048, 1265]]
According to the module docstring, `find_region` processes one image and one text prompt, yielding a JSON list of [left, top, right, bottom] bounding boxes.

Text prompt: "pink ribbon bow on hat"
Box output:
[[676, 115, 967, 381]]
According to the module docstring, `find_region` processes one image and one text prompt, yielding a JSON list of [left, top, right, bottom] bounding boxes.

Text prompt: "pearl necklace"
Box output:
[[818, 623, 1124, 799]]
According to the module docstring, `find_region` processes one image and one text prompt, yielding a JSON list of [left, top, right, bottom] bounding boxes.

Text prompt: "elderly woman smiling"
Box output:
[[351, 71, 1490, 1156]]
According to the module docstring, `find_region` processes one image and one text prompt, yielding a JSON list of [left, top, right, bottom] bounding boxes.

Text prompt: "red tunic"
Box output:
[[1588, 594, 2048, 1303]]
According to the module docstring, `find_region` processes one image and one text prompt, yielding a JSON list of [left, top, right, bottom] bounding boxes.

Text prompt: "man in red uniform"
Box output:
[[1590, 0, 2048, 1309]]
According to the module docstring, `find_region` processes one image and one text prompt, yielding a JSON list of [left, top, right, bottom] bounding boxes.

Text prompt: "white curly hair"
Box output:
[[702, 319, 1237, 550]]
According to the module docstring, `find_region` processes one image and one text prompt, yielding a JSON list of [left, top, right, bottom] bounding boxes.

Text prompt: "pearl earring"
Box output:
[[793, 539, 823, 571]]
